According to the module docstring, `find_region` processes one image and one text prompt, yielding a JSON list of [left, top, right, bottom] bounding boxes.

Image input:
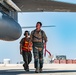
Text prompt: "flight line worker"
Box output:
[[30, 22, 47, 73], [20, 31, 32, 72]]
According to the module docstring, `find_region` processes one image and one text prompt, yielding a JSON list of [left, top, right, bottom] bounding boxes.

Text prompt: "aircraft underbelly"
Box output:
[[0, 12, 22, 41]]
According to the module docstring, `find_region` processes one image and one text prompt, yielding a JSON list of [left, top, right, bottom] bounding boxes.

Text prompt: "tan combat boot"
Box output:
[[39, 68, 42, 73]]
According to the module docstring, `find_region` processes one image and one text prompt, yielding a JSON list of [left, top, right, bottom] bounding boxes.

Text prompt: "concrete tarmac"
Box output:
[[0, 64, 76, 75]]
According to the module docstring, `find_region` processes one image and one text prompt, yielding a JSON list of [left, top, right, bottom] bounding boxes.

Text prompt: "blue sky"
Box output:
[[19, 12, 76, 59], [55, 0, 76, 4], [0, 12, 76, 63], [0, 1, 76, 63]]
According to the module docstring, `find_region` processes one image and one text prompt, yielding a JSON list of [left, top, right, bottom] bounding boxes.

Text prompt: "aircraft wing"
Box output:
[[12, 0, 76, 12]]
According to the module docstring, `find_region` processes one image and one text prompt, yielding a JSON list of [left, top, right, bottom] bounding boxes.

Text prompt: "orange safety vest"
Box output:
[[22, 39, 32, 51]]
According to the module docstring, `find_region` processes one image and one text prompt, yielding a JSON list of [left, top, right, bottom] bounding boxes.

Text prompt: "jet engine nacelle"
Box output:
[[0, 11, 22, 41]]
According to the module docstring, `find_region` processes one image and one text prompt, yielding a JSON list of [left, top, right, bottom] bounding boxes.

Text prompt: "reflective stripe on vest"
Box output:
[[22, 41, 32, 51]]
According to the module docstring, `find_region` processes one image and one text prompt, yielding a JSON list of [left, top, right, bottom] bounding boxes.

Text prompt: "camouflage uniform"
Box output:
[[30, 29, 47, 71]]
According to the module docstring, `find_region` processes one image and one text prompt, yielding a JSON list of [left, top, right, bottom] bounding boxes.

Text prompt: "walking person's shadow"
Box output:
[[0, 69, 76, 75]]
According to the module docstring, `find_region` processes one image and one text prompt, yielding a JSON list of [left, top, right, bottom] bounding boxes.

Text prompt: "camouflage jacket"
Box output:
[[30, 29, 47, 43]]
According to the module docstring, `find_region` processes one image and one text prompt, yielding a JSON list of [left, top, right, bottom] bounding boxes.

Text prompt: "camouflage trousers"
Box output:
[[33, 42, 44, 69]]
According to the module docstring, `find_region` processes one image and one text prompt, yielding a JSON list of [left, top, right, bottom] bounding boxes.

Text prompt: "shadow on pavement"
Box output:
[[0, 69, 76, 75]]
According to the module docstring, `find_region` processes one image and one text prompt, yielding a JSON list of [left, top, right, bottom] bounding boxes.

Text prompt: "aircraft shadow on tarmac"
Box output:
[[0, 69, 76, 75]]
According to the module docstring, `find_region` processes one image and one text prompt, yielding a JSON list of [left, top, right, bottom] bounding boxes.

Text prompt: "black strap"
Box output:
[[33, 30, 43, 43]]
